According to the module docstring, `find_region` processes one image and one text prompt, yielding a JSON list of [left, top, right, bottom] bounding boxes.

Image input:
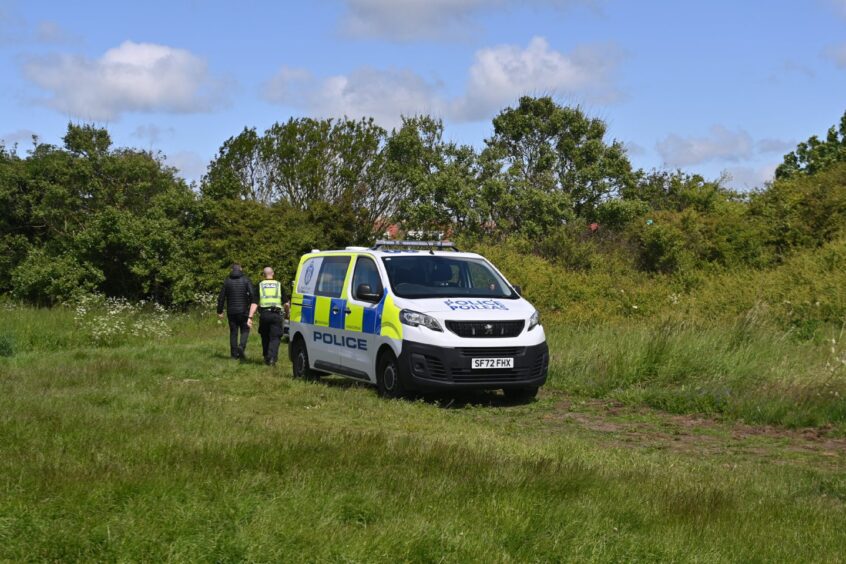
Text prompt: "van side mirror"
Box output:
[[513, 285, 522, 296], [356, 283, 381, 303]]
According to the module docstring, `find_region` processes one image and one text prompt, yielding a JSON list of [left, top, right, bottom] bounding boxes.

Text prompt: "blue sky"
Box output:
[[2, 0, 845, 188]]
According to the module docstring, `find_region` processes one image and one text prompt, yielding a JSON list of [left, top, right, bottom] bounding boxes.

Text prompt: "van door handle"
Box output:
[[344, 308, 352, 314]]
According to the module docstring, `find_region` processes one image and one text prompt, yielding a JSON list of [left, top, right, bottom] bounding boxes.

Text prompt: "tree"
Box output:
[[203, 117, 407, 240], [776, 110, 846, 180], [202, 128, 271, 202], [388, 116, 484, 234], [2, 123, 201, 305], [481, 97, 634, 234]]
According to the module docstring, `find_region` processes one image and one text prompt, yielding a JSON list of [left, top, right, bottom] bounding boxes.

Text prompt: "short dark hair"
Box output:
[[231, 263, 242, 271]]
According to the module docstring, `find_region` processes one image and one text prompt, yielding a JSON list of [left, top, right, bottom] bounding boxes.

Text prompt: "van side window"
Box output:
[[352, 257, 383, 300], [315, 256, 351, 298]]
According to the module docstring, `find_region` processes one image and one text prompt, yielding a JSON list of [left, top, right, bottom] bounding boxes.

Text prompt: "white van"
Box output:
[[288, 241, 548, 399]]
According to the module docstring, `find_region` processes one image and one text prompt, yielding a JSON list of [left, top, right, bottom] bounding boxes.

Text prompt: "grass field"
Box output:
[[1, 307, 845, 561]]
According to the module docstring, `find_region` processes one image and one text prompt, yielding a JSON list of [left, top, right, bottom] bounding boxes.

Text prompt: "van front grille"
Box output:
[[449, 367, 533, 382], [457, 347, 525, 357], [426, 356, 448, 379], [446, 320, 525, 338]]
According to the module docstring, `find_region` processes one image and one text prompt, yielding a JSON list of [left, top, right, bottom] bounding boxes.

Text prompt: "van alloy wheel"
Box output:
[[292, 338, 317, 380], [377, 352, 404, 399]]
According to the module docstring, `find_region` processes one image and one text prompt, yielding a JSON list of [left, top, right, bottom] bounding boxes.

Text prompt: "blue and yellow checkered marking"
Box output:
[[299, 295, 316, 325], [296, 293, 384, 335], [329, 298, 346, 329]]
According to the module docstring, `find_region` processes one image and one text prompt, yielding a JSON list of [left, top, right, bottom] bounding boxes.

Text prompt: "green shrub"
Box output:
[[594, 199, 649, 230], [11, 248, 104, 306], [635, 221, 692, 274]]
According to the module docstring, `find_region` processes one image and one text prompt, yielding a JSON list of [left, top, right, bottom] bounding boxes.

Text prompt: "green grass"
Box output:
[[546, 320, 846, 430], [1, 308, 845, 561]]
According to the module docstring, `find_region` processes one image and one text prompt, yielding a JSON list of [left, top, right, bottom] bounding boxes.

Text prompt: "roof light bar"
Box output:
[[372, 240, 460, 251]]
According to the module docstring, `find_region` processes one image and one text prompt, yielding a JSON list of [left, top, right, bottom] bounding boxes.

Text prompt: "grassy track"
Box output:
[[1, 311, 845, 561]]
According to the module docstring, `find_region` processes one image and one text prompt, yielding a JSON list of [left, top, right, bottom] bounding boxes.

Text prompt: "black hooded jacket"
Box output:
[[217, 269, 257, 315]]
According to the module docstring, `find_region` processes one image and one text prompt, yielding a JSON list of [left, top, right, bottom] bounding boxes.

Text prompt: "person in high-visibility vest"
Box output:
[[248, 266, 288, 366]]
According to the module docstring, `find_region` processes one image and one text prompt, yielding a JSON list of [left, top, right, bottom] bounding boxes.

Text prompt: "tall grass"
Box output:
[[546, 320, 846, 429], [476, 235, 846, 331]]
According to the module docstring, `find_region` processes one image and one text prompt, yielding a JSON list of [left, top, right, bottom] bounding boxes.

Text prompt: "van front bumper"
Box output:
[[398, 340, 549, 391]]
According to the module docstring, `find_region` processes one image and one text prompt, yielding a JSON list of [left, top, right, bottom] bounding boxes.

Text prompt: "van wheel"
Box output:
[[291, 338, 318, 380], [377, 352, 404, 399], [504, 387, 538, 402]]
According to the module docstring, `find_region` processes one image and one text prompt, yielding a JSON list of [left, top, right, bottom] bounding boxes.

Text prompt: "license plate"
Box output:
[[472, 357, 514, 369]]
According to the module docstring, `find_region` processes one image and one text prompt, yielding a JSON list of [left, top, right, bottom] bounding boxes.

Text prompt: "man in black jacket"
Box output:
[[217, 264, 257, 360]]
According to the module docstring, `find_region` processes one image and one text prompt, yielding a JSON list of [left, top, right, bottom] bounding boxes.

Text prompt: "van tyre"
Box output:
[[504, 386, 538, 402], [291, 337, 318, 380], [377, 352, 404, 399]]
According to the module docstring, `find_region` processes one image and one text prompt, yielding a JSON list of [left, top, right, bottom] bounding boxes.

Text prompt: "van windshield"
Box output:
[[381, 255, 518, 299]]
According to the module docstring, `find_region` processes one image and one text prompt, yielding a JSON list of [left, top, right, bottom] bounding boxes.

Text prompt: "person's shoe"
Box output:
[[237, 346, 246, 361]]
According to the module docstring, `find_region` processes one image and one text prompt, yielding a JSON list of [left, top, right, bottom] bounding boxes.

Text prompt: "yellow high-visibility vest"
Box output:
[[259, 280, 282, 308]]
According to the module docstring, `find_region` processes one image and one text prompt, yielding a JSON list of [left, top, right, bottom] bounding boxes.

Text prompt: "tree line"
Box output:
[[1, 96, 845, 306]]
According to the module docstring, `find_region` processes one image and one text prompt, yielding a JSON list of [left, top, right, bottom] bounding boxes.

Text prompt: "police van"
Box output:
[[288, 241, 548, 399]]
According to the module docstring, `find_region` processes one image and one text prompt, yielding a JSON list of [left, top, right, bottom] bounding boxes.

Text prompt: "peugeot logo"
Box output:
[[483, 323, 494, 335]]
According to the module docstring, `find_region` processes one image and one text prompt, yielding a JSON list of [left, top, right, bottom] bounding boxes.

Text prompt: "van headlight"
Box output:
[[400, 309, 443, 332], [528, 310, 540, 331]]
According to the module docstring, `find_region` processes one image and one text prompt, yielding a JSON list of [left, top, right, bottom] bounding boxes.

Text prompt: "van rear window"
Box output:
[[315, 256, 350, 298]]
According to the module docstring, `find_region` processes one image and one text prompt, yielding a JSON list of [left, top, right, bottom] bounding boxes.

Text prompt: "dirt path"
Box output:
[[541, 391, 846, 465]]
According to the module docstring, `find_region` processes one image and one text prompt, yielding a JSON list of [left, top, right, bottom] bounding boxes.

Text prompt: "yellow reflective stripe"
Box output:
[[290, 291, 303, 322], [345, 303, 364, 332], [340, 255, 355, 300], [380, 293, 403, 340], [314, 296, 331, 326]]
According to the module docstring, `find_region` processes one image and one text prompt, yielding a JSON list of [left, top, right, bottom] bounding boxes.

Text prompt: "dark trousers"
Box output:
[[259, 310, 283, 364], [227, 313, 250, 358]]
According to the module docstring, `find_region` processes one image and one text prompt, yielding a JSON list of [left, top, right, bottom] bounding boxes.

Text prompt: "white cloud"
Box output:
[[723, 163, 777, 191], [131, 123, 175, 145], [756, 138, 795, 154], [766, 60, 815, 84], [166, 150, 207, 184], [263, 37, 622, 126], [656, 126, 755, 168], [824, 44, 846, 68], [263, 65, 447, 128], [22, 41, 230, 120], [452, 37, 623, 120], [1, 128, 38, 148], [34, 21, 80, 44], [624, 141, 646, 156], [337, 0, 597, 41], [828, 0, 846, 17]]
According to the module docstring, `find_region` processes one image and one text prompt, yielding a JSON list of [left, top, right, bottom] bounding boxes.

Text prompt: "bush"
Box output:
[[11, 249, 104, 306], [636, 221, 692, 274], [750, 162, 846, 257], [594, 199, 649, 230]]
